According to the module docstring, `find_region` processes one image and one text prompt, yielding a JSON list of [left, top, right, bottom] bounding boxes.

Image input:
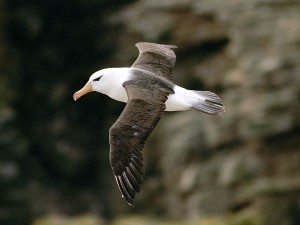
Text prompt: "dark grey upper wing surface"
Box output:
[[109, 73, 174, 205], [131, 42, 177, 82]]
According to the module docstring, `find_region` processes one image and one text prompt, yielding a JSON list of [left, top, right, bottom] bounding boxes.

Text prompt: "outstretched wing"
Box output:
[[109, 73, 174, 206], [131, 42, 177, 82]]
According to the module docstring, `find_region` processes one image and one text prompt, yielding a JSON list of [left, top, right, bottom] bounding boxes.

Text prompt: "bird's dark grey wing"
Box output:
[[109, 75, 174, 206], [131, 42, 177, 82]]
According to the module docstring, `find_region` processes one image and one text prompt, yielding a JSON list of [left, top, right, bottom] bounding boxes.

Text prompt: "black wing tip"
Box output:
[[116, 176, 134, 202], [127, 201, 135, 207], [115, 171, 143, 206], [120, 194, 135, 206]]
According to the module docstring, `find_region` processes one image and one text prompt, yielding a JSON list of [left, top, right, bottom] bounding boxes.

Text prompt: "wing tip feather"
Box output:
[[116, 175, 135, 205], [135, 42, 177, 50]]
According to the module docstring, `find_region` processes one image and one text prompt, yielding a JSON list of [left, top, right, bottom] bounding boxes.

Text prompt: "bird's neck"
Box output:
[[98, 68, 131, 103]]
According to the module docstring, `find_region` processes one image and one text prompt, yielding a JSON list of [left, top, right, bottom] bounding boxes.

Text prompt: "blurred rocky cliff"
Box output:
[[1, 0, 300, 225]]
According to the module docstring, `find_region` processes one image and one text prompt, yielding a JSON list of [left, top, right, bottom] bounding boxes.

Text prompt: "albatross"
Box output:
[[73, 42, 224, 206]]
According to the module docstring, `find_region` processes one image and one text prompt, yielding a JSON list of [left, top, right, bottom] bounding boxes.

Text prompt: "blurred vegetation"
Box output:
[[1, 0, 133, 224]]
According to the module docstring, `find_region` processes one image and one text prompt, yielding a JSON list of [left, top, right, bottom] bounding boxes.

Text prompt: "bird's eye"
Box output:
[[92, 76, 102, 82]]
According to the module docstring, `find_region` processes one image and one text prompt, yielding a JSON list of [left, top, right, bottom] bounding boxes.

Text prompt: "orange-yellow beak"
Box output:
[[73, 82, 92, 101]]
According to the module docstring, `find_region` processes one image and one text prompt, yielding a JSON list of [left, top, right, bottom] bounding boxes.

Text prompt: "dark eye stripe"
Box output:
[[92, 75, 102, 82]]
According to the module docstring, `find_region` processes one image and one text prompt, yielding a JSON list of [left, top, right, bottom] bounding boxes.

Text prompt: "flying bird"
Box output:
[[73, 42, 224, 206]]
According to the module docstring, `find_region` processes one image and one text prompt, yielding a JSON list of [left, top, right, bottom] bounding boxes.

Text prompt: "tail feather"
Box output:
[[192, 91, 224, 117]]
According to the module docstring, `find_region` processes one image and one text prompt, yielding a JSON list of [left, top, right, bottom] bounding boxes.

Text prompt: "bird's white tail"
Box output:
[[191, 91, 224, 117]]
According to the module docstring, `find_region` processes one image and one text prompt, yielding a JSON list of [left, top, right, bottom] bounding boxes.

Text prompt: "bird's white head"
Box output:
[[73, 69, 108, 101], [73, 68, 129, 101]]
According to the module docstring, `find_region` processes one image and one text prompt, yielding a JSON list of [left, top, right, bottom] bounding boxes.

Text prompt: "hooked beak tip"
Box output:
[[73, 82, 92, 102], [73, 93, 78, 101]]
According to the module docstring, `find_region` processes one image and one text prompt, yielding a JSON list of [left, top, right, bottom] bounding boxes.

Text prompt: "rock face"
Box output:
[[110, 0, 300, 224]]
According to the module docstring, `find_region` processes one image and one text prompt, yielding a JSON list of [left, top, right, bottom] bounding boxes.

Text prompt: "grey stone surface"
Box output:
[[109, 0, 300, 224]]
